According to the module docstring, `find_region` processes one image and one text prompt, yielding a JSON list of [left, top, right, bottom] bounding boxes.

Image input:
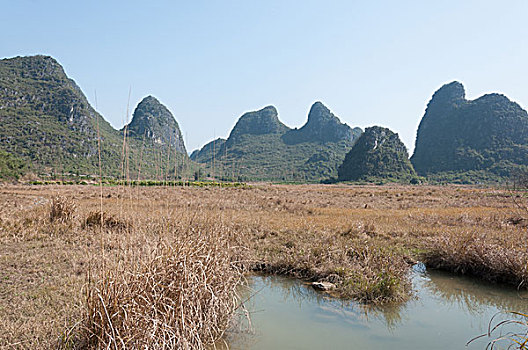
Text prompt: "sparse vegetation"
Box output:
[[49, 195, 76, 223], [28, 178, 249, 188], [468, 311, 528, 349]]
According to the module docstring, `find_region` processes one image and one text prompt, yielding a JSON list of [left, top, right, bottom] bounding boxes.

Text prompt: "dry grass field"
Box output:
[[0, 183, 526, 348]]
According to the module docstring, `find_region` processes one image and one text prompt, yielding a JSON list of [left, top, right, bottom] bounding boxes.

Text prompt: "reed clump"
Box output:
[[468, 311, 528, 349], [78, 217, 248, 349], [422, 231, 528, 287], [83, 211, 129, 231], [49, 195, 76, 223]]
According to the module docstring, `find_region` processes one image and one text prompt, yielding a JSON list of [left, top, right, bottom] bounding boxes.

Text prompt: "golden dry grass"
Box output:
[[0, 183, 526, 348], [80, 220, 247, 349]]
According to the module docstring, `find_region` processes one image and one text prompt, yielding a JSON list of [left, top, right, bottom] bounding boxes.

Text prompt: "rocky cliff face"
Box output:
[[283, 102, 361, 145], [125, 96, 186, 154], [0, 55, 189, 178], [226, 106, 290, 144], [411, 81, 528, 179], [0, 55, 122, 175], [0, 55, 103, 136], [338, 126, 415, 181]]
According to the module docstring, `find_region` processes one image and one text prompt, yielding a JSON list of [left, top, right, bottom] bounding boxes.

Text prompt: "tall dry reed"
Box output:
[[77, 216, 248, 349]]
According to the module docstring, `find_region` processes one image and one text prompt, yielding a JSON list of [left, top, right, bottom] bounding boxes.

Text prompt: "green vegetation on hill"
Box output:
[[282, 101, 361, 144], [0, 55, 191, 179], [0, 150, 26, 180], [190, 103, 362, 181], [122, 95, 193, 180], [0, 55, 123, 176], [190, 138, 225, 162], [411, 81, 528, 182], [227, 106, 289, 141], [3, 55, 525, 185], [125, 95, 186, 153], [338, 126, 416, 182]]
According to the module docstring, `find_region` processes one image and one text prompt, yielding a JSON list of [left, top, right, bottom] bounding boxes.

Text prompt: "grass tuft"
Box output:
[[49, 195, 76, 223], [422, 231, 528, 287], [83, 211, 129, 231]]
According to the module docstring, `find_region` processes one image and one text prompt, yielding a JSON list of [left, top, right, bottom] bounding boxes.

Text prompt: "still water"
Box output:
[[224, 268, 528, 349]]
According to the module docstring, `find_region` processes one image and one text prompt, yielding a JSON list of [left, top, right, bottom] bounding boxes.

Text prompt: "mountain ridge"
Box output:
[[2, 55, 526, 184], [0, 55, 189, 178], [191, 102, 362, 181], [411, 81, 528, 181], [124, 95, 186, 154], [338, 126, 416, 182], [226, 105, 290, 144]]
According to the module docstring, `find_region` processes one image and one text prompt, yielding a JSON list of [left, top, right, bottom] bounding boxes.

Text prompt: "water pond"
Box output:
[[223, 267, 528, 349]]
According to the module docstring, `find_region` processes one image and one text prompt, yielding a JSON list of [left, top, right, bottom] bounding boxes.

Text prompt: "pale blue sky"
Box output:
[[2, 0, 528, 153]]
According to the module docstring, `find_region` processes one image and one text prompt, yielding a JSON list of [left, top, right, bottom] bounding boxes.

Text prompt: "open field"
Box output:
[[0, 183, 526, 348]]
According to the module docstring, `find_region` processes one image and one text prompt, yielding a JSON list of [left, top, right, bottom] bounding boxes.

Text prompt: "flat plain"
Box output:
[[0, 183, 526, 348]]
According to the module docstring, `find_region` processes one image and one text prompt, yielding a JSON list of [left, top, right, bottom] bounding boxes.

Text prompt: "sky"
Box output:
[[2, 0, 528, 153]]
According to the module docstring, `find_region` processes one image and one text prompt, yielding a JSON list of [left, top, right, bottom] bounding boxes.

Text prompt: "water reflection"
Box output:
[[422, 269, 528, 315], [223, 270, 527, 350], [241, 273, 407, 330]]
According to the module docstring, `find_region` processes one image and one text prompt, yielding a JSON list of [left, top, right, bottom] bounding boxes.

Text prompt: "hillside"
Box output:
[[0, 150, 26, 180], [190, 138, 225, 161], [125, 95, 186, 153], [0, 55, 189, 179], [338, 126, 416, 182], [411, 81, 528, 182], [191, 103, 362, 181], [123, 95, 190, 179], [282, 102, 358, 144], [227, 106, 289, 142]]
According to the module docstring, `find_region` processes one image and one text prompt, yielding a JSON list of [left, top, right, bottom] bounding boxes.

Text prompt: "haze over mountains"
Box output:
[[0, 55, 526, 183]]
